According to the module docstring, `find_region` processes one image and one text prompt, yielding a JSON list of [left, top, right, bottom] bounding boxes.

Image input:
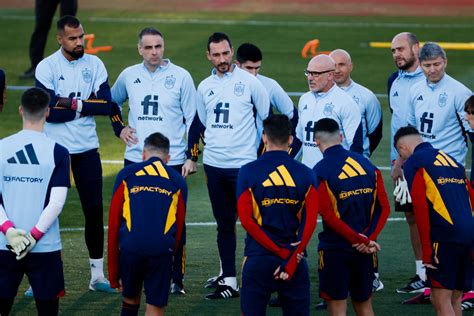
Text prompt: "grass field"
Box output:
[[0, 7, 473, 315]]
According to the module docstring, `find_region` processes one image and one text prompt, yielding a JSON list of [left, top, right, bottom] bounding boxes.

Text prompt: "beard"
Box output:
[[217, 62, 230, 73], [64, 46, 84, 60], [397, 54, 416, 71]]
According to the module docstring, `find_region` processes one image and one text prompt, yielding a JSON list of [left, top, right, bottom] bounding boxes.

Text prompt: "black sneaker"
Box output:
[[396, 275, 427, 293], [315, 300, 328, 310], [461, 298, 474, 311], [205, 284, 239, 300], [268, 295, 281, 307], [170, 282, 186, 295], [20, 67, 35, 80], [203, 275, 224, 289]]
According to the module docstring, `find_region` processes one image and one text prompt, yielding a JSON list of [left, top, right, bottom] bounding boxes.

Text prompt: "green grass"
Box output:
[[1, 9, 473, 315]]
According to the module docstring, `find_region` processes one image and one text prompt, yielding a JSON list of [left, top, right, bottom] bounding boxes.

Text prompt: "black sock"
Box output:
[[35, 298, 59, 316], [0, 298, 14, 316], [121, 301, 140, 316]]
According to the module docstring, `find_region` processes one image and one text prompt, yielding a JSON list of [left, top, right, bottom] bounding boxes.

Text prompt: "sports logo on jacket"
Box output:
[[433, 151, 458, 168], [262, 165, 296, 187], [338, 157, 367, 180], [81, 68, 92, 83], [165, 75, 176, 89], [234, 82, 245, 96], [135, 161, 170, 179], [323, 102, 334, 116], [7, 144, 39, 165], [438, 92, 447, 108]]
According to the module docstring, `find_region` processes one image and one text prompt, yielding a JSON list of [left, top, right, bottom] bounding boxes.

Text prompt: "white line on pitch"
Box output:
[[60, 217, 406, 232], [1, 15, 473, 29]]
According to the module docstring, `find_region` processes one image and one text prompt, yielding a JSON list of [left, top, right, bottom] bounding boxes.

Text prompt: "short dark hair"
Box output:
[[236, 43, 262, 63], [263, 114, 292, 146], [464, 95, 474, 113], [57, 15, 80, 32], [207, 32, 232, 51], [144, 132, 170, 155], [314, 118, 340, 134], [393, 125, 419, 148], [138, 27, 163, 42], [21, 88, 50, 120]]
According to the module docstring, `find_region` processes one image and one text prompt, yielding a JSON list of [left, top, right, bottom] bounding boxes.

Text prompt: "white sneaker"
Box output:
[[89, 277, 117, 293], [24, 286, 34, 298]]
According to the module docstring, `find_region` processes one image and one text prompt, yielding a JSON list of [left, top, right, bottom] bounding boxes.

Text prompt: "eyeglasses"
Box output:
[[304, 69, 334, 78], [466, 111, 474, 115]]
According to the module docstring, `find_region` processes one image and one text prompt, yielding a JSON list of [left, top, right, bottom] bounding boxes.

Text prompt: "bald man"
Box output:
[[329, 49, 382, 158], [388, 32, 427, 295], [295, 54, 363, 169]]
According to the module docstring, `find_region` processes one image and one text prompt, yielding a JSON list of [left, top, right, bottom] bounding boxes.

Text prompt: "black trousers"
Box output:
[[29, 0, 77, 68]]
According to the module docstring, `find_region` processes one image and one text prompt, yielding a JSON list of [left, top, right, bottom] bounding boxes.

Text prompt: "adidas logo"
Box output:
[[135, 160, 169, 179], [208, 90, 215, 97], [59, 75, 65, 80], [7, 144, 39, 165], [262, 165, 296, 187], [133, 78, 141, 84], [417, 95, 423, 101], [434, 151, 458, 168], [338, 157, 366, 179], [392, 91, 398, 97]]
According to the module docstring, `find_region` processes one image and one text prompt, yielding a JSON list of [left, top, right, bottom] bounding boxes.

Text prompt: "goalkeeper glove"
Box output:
[[15, 233, 37, 260], [55, 97, 79, 111], [393, 177, 412, 205], [5, 227, 28, 256]]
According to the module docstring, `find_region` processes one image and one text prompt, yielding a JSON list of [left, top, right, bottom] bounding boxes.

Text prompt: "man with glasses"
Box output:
[[296, 54, 363, 169]]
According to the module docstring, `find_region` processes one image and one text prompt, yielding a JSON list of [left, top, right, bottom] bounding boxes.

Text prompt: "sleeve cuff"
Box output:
[[0, 220, 14, 235], [30, 226, 44, 241]]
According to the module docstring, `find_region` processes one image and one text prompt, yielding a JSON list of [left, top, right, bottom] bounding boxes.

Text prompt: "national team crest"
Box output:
[[81, 68, 92, 83], [323, 102, 334, 116], [234, 83, 245, 96], [165, 76, 176, 89], [438, 92, 448, 107], [352, 96, 360, 104]]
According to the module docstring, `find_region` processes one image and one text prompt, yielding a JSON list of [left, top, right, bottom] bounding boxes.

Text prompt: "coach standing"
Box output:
[[110, 27, 200, 294], [35, 15, 114, 292], [196, 32, 269, 300], [296, 54, 363, 169], [388, 32, 426, 294]]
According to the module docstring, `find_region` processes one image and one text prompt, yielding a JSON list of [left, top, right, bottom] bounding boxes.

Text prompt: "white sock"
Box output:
[[223, 277, 237, 289], [415, 260, 426, 281], [90, 258, 105, 282], [374, 272, 380, 279]]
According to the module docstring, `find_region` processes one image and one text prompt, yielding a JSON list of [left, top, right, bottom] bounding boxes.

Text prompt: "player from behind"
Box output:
[[234, 43, 301, 157], [108, 132, 187, 316], [313, 118, 390, 316], [110, 27, 200, 294], [35, 15, 115, 292], [0, 88, 70, 315], [237, 114, 318, 316], [394, 126, 473, 316]]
